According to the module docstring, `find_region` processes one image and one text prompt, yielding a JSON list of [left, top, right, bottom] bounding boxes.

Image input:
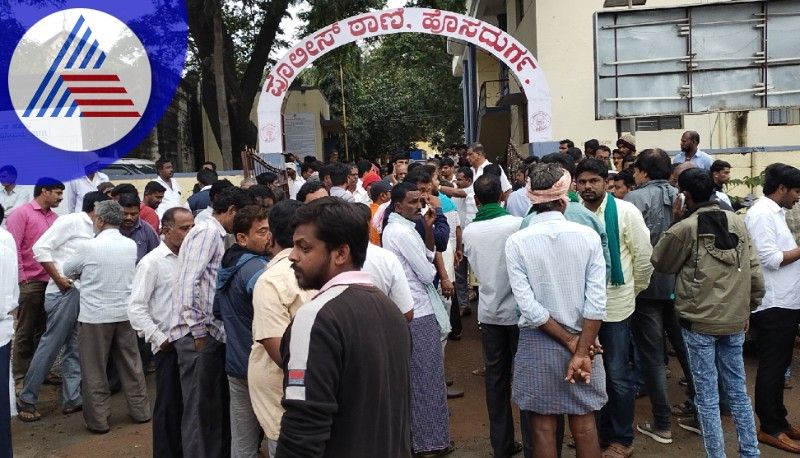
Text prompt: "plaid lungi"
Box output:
[[512, 328, 608, 415], [409, 314, 451, 453]]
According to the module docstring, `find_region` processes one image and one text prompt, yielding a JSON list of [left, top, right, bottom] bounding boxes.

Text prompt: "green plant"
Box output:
[[728, 171, 765, 195]]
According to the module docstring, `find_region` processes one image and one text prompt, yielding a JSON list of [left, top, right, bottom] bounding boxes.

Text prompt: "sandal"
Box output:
[[16, 399, 41, 422]]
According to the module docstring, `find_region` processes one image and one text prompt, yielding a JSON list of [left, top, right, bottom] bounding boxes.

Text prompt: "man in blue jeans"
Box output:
[[652, 168, 763, 457], [576, 159, 653, 458]]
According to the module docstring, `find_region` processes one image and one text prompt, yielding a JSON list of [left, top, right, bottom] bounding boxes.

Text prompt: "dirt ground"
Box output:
[[11, 311, 800, 457]]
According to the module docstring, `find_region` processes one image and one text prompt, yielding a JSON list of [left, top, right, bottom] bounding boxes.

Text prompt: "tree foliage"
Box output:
[[299, 0, 466, 160]]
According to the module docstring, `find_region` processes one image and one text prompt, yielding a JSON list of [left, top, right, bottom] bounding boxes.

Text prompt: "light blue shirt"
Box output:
[[521, 202, 612, 280], [506, 211, 607, 332], [673, 149, 713, 170]]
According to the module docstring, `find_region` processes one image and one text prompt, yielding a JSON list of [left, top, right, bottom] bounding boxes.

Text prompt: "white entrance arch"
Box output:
[[257, 7, 552, 154]]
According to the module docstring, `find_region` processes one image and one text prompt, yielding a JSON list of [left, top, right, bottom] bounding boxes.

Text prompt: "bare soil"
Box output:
[[11, 312, 798, 457]]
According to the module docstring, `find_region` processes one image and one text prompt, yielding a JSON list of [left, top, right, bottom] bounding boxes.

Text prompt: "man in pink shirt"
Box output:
[[6, 178, 63, 381]]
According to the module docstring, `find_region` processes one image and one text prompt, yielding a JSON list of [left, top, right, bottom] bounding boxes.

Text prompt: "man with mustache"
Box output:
[[576, 158, 653, 458], [276, 197, 411, 457], [382, 183, 453, 457]]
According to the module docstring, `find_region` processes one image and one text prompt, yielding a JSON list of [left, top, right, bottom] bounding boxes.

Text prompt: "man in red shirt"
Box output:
[[141, 181, 166, 233], [5, 178, 63, 381]]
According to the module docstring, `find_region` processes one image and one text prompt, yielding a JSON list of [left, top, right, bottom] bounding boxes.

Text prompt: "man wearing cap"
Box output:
[[616, 135, 636, 158]]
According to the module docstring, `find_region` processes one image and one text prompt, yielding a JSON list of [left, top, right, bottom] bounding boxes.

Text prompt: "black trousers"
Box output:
[[752, 307, 800, 435], [154, 349, 183, 458], [482, 324, 520, 457], [1, 342, 12, 458], [449, 284, 463, 336]]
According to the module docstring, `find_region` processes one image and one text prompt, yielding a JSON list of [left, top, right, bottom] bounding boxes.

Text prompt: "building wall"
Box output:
[[466, 0, 800, 194]]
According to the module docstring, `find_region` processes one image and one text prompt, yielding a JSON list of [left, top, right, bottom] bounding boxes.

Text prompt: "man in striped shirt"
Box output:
[[168, 186, 252, 458]]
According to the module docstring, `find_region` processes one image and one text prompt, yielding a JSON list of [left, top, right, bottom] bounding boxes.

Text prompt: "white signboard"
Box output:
[[284, 112, 317, 158]]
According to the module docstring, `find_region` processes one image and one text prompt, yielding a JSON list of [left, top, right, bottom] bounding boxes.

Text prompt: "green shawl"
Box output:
[[473, 203, 510, 222], [604, 193, 625, 286]]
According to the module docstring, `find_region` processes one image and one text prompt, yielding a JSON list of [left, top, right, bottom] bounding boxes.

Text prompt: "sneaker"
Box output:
[[678, 417, 702, 436], [671, 400, 696, 416], [602, 442, 634, 458], [637, 422, 673, 444]]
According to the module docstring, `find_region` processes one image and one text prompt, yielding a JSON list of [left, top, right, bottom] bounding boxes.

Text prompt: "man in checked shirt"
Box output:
[[167, 186, 252, 458]]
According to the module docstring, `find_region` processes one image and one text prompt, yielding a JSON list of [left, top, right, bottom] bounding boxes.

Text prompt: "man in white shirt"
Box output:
[[128, 207, 194, 457], [0, 165, 32, 223], [576, 159, 653, 456], [462, 174, 523, 457], [154, 157, 185, 218], [63, 200, 150, 433], [286, 166, 305, 201], [353, 160, 373, 204], [63, 161, 109, 214], [382, 182, 452, 456], [17, 191, 109, 421], [0, 204, 19, 454], [355, 203, 414, 321], [744, 163, 800, 452], [466, 143, 513, 198]]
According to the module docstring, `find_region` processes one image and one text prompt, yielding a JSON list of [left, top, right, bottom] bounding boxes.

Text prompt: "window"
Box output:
[[768, 108, 800, 126], [616, 115, 683, 133]]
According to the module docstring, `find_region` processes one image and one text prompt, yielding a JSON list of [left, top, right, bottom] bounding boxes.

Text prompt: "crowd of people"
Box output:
[[0, 129, 799, 458]]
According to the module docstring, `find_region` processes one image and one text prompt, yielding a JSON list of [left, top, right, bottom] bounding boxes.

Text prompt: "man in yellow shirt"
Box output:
[[576, 158, 653, 457], [248, 200, 315, 457]]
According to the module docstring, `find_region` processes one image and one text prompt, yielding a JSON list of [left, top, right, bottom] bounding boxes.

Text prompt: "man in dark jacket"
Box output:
[[624, 149, 692, 444], [652, 169, 763, 458], [278, 198, 411, 457], [215, 205, 270, 458], [188, 168, 218, 214]]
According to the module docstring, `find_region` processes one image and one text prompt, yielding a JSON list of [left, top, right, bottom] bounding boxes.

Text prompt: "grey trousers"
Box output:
[[77, 321, 150, 431], [175, 334, 230, 458], [228, 376, 261, 458]]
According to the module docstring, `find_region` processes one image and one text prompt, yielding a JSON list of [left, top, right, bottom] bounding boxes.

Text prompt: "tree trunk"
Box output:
[[212, 11, 233, 169]]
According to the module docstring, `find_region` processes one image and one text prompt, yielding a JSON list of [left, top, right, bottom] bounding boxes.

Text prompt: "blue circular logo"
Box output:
[[1, 1, 187, 185]]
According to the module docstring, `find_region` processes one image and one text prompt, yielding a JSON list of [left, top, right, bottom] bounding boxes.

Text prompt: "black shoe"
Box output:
[[509, 441, 523, 455], [447, 332, 461, 341], [445, 378, 453, 387], [446, 387, 464, 399]]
